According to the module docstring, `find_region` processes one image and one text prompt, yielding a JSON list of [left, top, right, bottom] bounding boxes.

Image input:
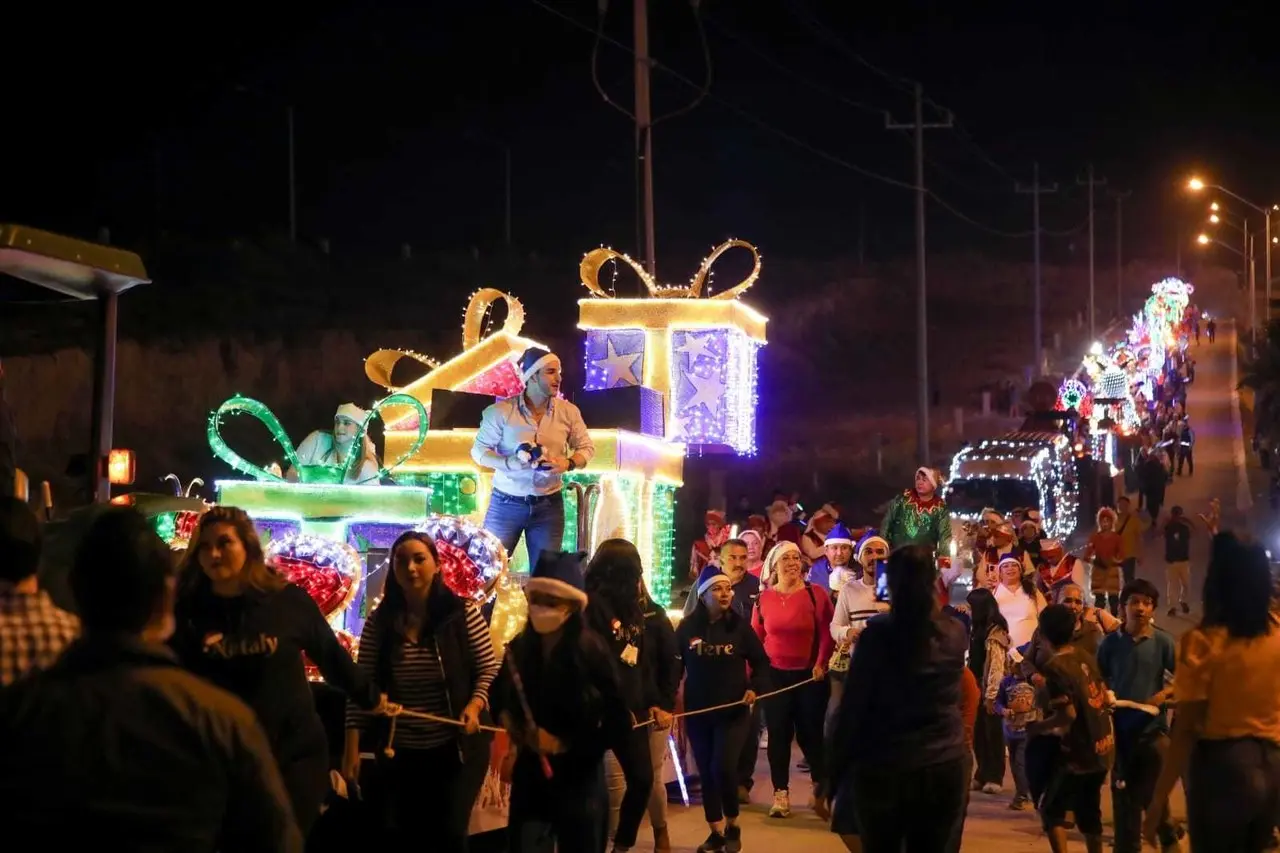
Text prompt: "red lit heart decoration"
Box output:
[[415, 515, 508, 603], [265, 533, 363, 622], [436, 538, 484, 601]]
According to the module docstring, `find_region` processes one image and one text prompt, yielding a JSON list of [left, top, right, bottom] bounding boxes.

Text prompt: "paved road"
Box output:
[[653, 323, 1246, 852]]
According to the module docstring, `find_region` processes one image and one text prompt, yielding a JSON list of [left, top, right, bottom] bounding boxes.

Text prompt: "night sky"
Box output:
[[3, 1, 1276, 268]]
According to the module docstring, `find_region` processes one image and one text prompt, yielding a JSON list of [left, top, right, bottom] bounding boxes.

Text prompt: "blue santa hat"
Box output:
[[695, 562, 733, 597], [823, 521, 855, 548], [518, 346, 561, 385], [527, 550, 588, 606]]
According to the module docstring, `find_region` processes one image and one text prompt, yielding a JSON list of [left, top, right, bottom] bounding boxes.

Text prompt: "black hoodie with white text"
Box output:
[[676, 604, 770, 712]]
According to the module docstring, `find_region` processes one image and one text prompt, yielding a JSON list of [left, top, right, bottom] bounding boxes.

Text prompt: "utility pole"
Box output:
[[1109, 189, 1132, 319], [886, 83, 952, 464], [633, 0, 657, 276], [1077, 163, 1107, 339], [287, 105, 297, 244], [504, 147, 513, 248], [1017, 162, 1058, 376]]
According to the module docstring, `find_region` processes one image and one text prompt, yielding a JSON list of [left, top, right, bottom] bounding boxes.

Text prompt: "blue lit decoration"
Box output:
[[583, 329, 645, 391]]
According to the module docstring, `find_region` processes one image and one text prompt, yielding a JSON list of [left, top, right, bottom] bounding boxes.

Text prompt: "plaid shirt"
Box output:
[[0, 588, 80, 687]]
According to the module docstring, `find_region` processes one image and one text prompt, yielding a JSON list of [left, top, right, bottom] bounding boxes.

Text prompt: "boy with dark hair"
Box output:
[[1096, 578, 1178, 853], [0, 496, 78, 685], [1026, 604, 1114, 853]]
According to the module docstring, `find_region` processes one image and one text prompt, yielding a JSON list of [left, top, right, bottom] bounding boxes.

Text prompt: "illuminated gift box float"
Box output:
[[365, 280, 703, 603], [577, 239, 767, 455]]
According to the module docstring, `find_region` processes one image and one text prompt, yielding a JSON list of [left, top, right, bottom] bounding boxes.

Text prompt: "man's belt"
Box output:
[[494, 488, 564, 504]]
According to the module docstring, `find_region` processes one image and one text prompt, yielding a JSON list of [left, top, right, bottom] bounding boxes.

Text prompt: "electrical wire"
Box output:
[[653, 1, 712, 125], [589, 2, 634, 120], [531, 0, 916, 191], [704, 16, 886, 119], [784, 0, 916, 95], [536, 0, 1068, 240]]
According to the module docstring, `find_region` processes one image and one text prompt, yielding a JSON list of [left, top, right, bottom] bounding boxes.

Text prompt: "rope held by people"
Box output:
[[631, 675, 817, 729], [380, 674, 819, 754]]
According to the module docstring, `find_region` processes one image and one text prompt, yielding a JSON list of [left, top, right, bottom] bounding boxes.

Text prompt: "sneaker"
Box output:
[[981, 782, 1003, 794], [971, 779, 983, 791], [696, 831, 727, 853], [724, 825, 743, 853], [1181, 601, 1190, 614], [1008, 796, 1032, 811], [1169, 607, 1178, 617], [796, 759, 810, 771], [769, 789, 792, 818], [759, 731, 769, 749], [736, 785, 751, 805]]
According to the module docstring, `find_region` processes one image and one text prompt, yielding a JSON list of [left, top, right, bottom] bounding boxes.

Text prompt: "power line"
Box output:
[[532, 0, 1054, 241], [784, 0, 916, 94], [703, 16, 886, 118], [530, 0, 916, 191]]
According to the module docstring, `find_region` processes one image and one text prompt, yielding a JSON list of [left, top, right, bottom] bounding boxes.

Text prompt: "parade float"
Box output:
[[190, 237, 767, 618]]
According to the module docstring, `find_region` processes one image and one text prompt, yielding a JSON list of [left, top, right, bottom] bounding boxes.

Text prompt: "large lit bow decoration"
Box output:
[[365, 288, 527, 391], [579, 238, 761, 300], [208, 393, 429, 484]]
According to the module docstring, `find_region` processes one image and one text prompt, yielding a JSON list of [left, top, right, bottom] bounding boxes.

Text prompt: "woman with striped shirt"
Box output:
[[343, 531, 500, 851]]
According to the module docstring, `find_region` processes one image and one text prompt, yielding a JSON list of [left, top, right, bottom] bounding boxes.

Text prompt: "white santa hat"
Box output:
[[915, 466, 941, 489], [334, 403, 369, 424]]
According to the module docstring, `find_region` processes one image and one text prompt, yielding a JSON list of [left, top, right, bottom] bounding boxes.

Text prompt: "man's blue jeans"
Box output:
[[483, 489, 566, 568]]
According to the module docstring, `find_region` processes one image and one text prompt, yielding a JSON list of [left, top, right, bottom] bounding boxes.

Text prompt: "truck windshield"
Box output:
[[945, 478, 1041, 516]]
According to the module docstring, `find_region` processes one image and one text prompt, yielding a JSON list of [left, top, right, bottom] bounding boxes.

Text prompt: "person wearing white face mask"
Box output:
[[492, 551, 632, 853]]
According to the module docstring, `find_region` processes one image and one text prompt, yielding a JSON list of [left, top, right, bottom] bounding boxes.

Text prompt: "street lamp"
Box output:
[[1209, 214, 1221, 224], [1196, 231, 1257, 342], [1188, 176, 1272, 325]]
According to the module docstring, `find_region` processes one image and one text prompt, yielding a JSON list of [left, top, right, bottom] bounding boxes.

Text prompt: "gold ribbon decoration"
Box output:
[[579, 238, 762, 301], [462, 288, 526, 350], [365, 349, 439, 392]]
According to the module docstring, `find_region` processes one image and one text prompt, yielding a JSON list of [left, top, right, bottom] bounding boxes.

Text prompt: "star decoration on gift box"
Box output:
[[685, 369, 726, 415], [592, 337, 643, 388], [674, 332, 716, 364]]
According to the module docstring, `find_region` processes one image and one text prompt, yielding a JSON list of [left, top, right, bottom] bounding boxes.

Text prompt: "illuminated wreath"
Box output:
[[154, 509, 208, 551], [266, 533, 363, 623], [1056, 379, 1089, 413], [414, 514, 509, 602]]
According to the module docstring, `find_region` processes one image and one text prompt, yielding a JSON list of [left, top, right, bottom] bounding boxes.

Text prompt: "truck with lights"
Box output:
[[943, 431, 1080, 544]]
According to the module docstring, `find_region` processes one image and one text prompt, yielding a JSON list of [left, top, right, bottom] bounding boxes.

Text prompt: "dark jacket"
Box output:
[[676, 604, 769, 713], [644, 596, 680, 713], [833, 612, 969, 771], [491, 619, 631, 791], [588, 599, 658, 718], [172, 583, 377, 766], [0, 637, 301, 852]]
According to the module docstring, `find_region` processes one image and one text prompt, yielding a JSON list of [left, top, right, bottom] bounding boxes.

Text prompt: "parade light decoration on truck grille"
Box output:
[[947, 437, 1078, 539]]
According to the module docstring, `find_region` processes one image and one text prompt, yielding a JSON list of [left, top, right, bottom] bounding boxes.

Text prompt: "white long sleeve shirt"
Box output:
[[831, 576, 889, 642], [469, 395, 595, 497]]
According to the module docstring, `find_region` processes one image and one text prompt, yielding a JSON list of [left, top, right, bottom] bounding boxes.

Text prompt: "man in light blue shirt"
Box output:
[[470, 347, 595, 566]]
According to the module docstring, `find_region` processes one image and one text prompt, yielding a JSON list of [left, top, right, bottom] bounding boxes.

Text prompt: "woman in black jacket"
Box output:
[[173, 506, 382, 837], [642, 580, 681, 852], [342, 531, 500, 852], [585, 539, 668, 853], [678, 563, 770, 853], [492, 550, 632, 853]]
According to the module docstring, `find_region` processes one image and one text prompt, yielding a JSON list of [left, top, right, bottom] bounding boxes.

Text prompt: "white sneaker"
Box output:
[[981, 782, 1003, 794], [769, 789, 792, 818]]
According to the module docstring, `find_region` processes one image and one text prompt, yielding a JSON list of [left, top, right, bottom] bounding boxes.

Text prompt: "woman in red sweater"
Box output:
[[752, 541, 835, 820]]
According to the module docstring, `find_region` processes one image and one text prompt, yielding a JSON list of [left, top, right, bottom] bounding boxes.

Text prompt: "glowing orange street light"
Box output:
[[1209, 214, 1221, 224], [1188, 177, 1206, 191], [106, 448, 136, 486], [1197, 234, 1211, 245], [1210, 202, 1221, 211]]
